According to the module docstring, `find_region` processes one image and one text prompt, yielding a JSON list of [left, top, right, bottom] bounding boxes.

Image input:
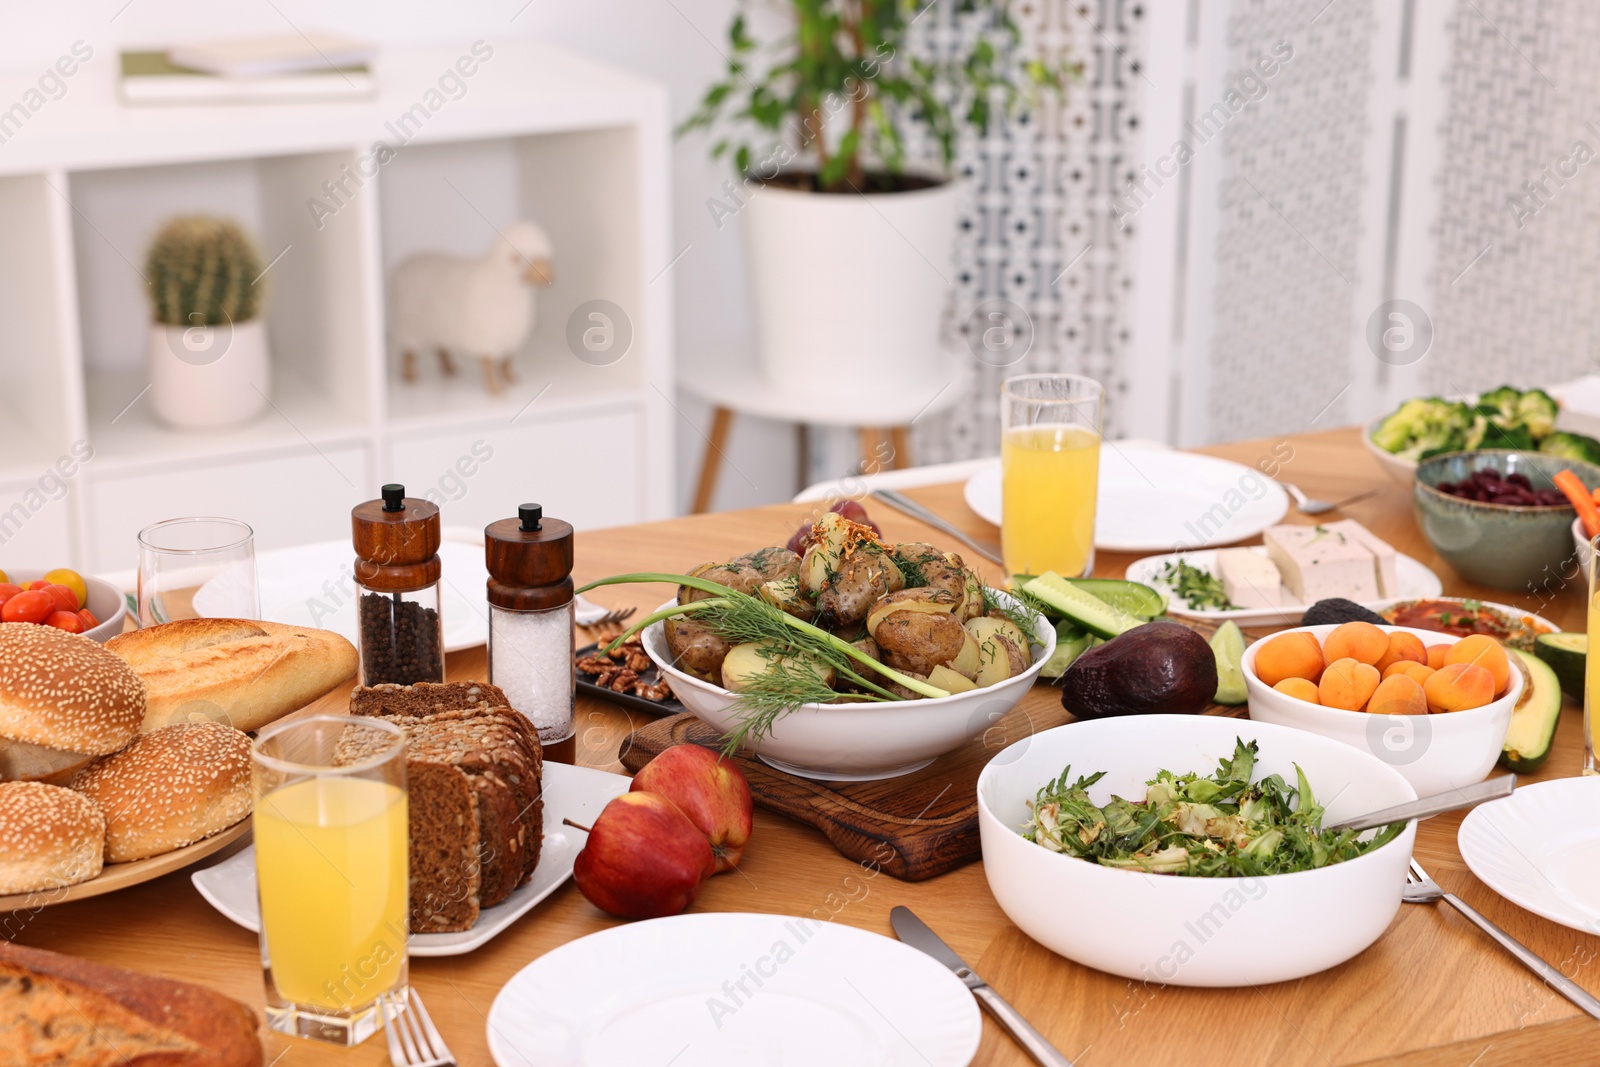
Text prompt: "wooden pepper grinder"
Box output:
[[352, 483, 444, 686], [485, 503, 576, 764]]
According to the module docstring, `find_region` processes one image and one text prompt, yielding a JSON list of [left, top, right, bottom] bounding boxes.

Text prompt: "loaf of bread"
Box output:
[[106, 618, 357, 733], [0, 940, 261, 1066], [0, 781, 105, 895], [71, 722, 252, 863], [344, 682, 545, 932], [0, 623, 145, 775]]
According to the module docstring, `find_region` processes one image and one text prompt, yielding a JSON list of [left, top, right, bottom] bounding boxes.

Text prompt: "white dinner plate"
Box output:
[[962, 448, 1290, 552], [1125, 547, 1444, 626], [1459, 778, 1600, 935], [192, 537, 491, 652], [485, 912, 982, 1066], [191, 762, 630, 957]]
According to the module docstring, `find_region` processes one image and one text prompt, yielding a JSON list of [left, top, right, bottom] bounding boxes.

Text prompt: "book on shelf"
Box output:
[[118, 51, 375, 105], [166, 33, 376, 78]]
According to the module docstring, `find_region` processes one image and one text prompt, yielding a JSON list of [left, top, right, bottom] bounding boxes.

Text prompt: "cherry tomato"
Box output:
[[77, 608, 100, 630], [44, 610, 83, 634], [42, 569, 87, 607], [3, 590, 56, 624], [26, 580, 49, 591], [42, 584, 79, 613], [0, 583, 20, 608]]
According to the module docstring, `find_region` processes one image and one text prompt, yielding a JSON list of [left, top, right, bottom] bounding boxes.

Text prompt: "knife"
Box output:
[[890, 906, 1074, 1067], [870, 489, 1005, 566]]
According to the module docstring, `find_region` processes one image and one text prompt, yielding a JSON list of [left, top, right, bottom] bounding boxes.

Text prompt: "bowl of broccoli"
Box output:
[[1364, 386, 1600, 486], [1414, 449, 1600, 590]]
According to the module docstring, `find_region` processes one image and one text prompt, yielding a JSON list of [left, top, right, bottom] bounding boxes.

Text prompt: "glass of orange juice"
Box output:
[[253, 715, 408, 1045], [1001, 374, 1104, 579]]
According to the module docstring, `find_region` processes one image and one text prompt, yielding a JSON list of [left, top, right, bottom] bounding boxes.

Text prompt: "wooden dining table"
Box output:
[[20, 425, 1600, 1066]]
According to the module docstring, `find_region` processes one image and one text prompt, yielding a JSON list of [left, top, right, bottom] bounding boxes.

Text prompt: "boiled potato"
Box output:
[[801, 513, 899, 628], [865, 587, 959, 638], [928, 664, 978, 694], [967, 615, 1029, 657], [760, 575, 815, 621], [889, 544, 983, 621], [949, 629, 984, 678], [664, 616, 732, 681], [974, 632, 1030, 688], [682, 547, 800, 604], [721, 640, 835, 693], [874, 609, 969, 676]]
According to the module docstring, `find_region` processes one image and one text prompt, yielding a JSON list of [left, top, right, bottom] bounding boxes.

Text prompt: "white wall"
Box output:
[[1, 0, 795, 512]]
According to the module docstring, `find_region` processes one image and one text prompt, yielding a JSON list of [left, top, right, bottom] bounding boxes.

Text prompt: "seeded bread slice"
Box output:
[[405, 759, 482, 932]]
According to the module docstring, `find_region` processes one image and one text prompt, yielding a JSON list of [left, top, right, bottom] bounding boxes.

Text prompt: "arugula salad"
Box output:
[[1022, 739, 1405, 876]]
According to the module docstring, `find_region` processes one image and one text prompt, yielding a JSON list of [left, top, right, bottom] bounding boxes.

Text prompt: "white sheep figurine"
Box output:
[[392, 220, 555, 395]]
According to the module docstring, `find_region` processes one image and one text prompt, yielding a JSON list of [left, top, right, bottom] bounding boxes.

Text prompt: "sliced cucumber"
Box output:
[[1014, 575, 1167, 620], [1022, 572, 1145, 639], [1501, 649, 1563, 773], [1040, 622, 1096, 679], [1534, 631, 1586, 701], [1210, 621, 1247, 705]]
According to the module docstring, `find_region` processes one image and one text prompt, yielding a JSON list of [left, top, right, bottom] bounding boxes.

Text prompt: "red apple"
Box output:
[[630, 744, 753, 874], [572, 792, 716, 920]]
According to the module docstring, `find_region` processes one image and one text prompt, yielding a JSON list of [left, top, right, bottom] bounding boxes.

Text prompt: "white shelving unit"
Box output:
[[0, 39, 673, 574]]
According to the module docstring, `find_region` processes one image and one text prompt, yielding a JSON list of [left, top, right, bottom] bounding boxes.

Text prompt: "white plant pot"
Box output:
[[147, 318, 271, 430], [742, 177, 961, 392]]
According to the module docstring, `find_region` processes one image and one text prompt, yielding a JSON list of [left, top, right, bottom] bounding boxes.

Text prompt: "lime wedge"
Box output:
[[1211, 621, 1247, 705]]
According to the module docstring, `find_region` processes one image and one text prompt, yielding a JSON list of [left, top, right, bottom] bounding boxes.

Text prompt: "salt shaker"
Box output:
[[352, 483, 445, 686], [485, 503, 576, 765]]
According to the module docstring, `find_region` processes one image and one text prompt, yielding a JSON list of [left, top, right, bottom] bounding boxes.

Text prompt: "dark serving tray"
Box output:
[[575, 642, 685, 718]]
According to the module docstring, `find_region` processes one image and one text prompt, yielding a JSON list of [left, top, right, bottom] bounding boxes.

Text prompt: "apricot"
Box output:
[[1366, 674, 1428, 716], [1274, 677, 1322, 704], [1396, 662, 1436, 686], [1374, 632, 1428, 674], [1322, 622, 1390, 666], [1445, 634, 1512, 697], [1254, 632, 1326, 687], [1423, 662, 1496, 713], [1425, 644, 1449, 671], [1318, 657, 1382, 711]]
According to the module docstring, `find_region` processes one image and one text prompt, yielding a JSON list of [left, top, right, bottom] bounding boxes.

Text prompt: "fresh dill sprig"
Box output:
[[982, 586, 1045, 649]]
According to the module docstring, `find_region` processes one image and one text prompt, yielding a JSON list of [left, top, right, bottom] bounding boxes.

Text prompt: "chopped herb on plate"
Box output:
[[1156, 559, 1237, 612]]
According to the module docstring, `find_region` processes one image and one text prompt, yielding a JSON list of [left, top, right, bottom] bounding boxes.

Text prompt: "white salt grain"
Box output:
[[488, 603, 576, 743]]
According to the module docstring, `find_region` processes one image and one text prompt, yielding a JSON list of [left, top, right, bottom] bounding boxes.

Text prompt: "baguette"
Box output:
[[0, 940, 261, 1066], [107, 619, 357, 733]]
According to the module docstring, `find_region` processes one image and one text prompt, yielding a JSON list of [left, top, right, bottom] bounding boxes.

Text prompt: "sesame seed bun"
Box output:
[[0, 782, 105, 894], [0, 624, 145, 758], [70, 722, 252, 863]]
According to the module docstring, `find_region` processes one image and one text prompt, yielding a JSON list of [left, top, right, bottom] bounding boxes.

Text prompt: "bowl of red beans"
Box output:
[[1414, 450, 1600, 590]]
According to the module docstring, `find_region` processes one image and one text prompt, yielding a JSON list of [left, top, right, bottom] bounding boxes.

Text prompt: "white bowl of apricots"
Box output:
[[1241, 621, 1520, 796]]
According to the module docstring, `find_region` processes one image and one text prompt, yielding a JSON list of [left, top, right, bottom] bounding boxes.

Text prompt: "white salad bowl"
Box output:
[[978, 714, 1418, 986], [640, 591, 1055, 781], [1363, 416, 1417, 487], [1242, 624, 1519, 797], [6, 569, 127, 643], [1572, 515, 1594, 586]]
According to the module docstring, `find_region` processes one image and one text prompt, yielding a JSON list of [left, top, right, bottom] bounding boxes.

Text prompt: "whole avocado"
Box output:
[[1060, 621, 1218, 719]]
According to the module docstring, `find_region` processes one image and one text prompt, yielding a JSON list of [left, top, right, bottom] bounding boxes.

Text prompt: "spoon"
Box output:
[[1325, 774, 1515, 833], [1283, 483, 1380, 516]]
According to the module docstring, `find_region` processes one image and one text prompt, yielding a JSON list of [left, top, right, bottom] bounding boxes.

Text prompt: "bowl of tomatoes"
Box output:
[[0, 567, 126, 643]]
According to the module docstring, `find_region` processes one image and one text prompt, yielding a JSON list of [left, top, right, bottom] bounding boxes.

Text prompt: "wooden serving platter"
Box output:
[[619, 693, 1248, 882], [0, 818, 250, 911]]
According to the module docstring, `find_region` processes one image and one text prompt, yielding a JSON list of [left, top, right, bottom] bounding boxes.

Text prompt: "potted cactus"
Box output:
[[143, 215, 269, 430], [680, 1, 1067, 390]]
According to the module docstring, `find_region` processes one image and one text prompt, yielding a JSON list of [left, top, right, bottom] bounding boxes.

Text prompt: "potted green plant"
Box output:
[[144, 215, 269, 429], [681, 1, 1067, 390]]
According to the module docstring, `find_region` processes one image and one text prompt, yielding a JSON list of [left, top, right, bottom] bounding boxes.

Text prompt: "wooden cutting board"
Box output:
[[618, 691, 1249, 882]]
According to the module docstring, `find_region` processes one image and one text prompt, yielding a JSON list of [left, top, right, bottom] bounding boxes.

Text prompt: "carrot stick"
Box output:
[[1591, 486, 1600, 505], [1554, 469, 1600, 540]]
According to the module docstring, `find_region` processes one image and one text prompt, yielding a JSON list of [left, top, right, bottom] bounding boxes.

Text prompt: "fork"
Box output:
[[578, 606, 637, 643], [380, 988, 456, 1067], [1403, 858, 1600, 1021], [1283, 484, 1379, 516]]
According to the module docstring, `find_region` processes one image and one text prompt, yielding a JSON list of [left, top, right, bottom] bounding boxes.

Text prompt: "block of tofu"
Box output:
[[1322, 519, 1399, 597], [1214, 548, 1285, 610], [1262, 524, 1380, 604]]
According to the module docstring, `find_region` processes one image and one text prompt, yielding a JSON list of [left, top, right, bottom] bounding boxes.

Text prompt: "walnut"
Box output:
[[625, 651, 651, 672], [634, 679, 673, 702], [576, 655, 613, 675], [608, 669, 640, 692]]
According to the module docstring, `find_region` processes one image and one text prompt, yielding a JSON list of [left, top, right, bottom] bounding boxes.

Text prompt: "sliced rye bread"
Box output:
[[332, 734, 483, 933]]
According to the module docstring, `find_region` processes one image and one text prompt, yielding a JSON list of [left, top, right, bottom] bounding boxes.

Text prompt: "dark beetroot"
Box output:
[[1434, 469, 1567, 507]]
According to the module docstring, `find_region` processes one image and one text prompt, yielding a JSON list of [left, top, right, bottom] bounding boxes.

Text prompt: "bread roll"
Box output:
[[71, 722, 252, 863], [0, 623, 145, 760], [106, 618, 357, 733], [0, 781, 105, 894], [0, 940, 261, 1066]]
